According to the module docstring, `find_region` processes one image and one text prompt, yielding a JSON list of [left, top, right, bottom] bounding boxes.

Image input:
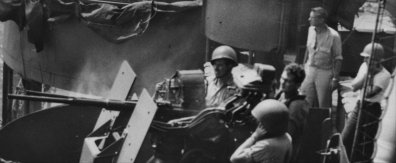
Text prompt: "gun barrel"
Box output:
[[25, 90, 73, 99], [8, 94, 136, 111]]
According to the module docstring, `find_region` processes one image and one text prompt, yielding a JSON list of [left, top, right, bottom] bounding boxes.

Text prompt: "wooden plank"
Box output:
[[80, 61, 135, 163], [93, 61, 136, 130], [117, 89, 157, 163]]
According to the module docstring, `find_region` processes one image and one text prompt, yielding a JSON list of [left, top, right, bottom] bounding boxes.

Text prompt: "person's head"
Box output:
[[309, 7, 327, 27], [280, 63, 305, 94], [251, 99, 289, 136], [211, 45, 238, 78], [361, 42, 384, 73]]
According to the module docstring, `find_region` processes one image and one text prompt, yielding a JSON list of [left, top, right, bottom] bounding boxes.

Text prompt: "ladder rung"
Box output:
[[361, 120, 380, 127], [358, 140, 375, 146]]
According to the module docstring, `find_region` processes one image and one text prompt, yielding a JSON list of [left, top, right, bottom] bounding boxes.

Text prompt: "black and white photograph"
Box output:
[[0, 0, 395, 162]]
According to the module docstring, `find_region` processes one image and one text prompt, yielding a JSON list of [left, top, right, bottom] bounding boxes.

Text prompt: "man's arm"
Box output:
[[303, 48, 309, 65], [230, 127, 266, 163], [333, 59, 342, 80], [352, 78, 364, 92], [230, 136, 256, 163], [332, 32, 343, 80], [366, 86, 382, 98], [331, 32, 343, 90], [351, 63, 368, 91], [330, 59, 342, 91]]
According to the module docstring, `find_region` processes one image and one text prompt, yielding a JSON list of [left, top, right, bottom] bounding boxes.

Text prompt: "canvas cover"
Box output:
[[205, 0, 292, 52], [0, 0, 205, 96]]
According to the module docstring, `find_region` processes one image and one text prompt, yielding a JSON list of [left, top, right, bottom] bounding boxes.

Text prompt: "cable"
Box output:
[[350, 0, 386, 162]]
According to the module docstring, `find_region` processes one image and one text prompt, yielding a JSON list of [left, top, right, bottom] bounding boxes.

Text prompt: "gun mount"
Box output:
[[154, 70, 206, 110], [147, 63, 276, 163]]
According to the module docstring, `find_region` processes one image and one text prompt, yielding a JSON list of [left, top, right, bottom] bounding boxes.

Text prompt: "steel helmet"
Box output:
[[251, 99, 289, 136], [210, 45, 237, 65], [360, 42, 384, 61]]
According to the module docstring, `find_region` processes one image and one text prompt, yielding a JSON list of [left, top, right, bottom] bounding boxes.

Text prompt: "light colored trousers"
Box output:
[[301, 66, 333, 108]]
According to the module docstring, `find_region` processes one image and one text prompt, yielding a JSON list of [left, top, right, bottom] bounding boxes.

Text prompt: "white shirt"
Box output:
[[368, 67, 391, 102], [241, 134, 292, 163], [306, 26, 343, 70], [354, 63, 391, 103]]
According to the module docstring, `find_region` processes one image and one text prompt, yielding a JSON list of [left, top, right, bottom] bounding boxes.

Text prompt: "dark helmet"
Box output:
[[211, 45, 237, 65], [360, 42, 384, 61], [251, 99, 289, 136]]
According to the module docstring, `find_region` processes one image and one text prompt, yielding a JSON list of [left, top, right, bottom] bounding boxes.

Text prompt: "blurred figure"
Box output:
[[254, 63, 276, 99], [205, 45, 238, 107], [301, 6, 343, 108], [230, 99, 292, 163], [276, 63, 309, 161]]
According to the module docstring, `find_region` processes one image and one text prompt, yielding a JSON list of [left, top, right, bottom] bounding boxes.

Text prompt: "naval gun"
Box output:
[[0, 61, 154, 163], [4, 90, 155, 163], [0, 62, 275, 163], [147, 63, 276, 163]]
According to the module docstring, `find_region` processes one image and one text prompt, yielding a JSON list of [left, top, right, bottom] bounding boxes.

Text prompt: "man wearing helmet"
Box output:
[[205, 45, 238, 107], [342, 42, 391, 157], [230, 99, 292, 163], [301, 7, 343, 108], [350, 42, 391, 96]]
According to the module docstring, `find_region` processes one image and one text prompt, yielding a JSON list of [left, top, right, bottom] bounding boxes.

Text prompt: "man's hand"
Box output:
[[252, 124, 267, 140], [330, 78, 339, 91], [366, 86, 382, 99], [203, 62, 214, 77]]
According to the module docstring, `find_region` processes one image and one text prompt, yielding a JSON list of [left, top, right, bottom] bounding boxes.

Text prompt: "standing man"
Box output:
[[276, 63, 309, 161], [205, 45, 238, 107], [301, 7, 343, 108], [230, 99, 292, 163]]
